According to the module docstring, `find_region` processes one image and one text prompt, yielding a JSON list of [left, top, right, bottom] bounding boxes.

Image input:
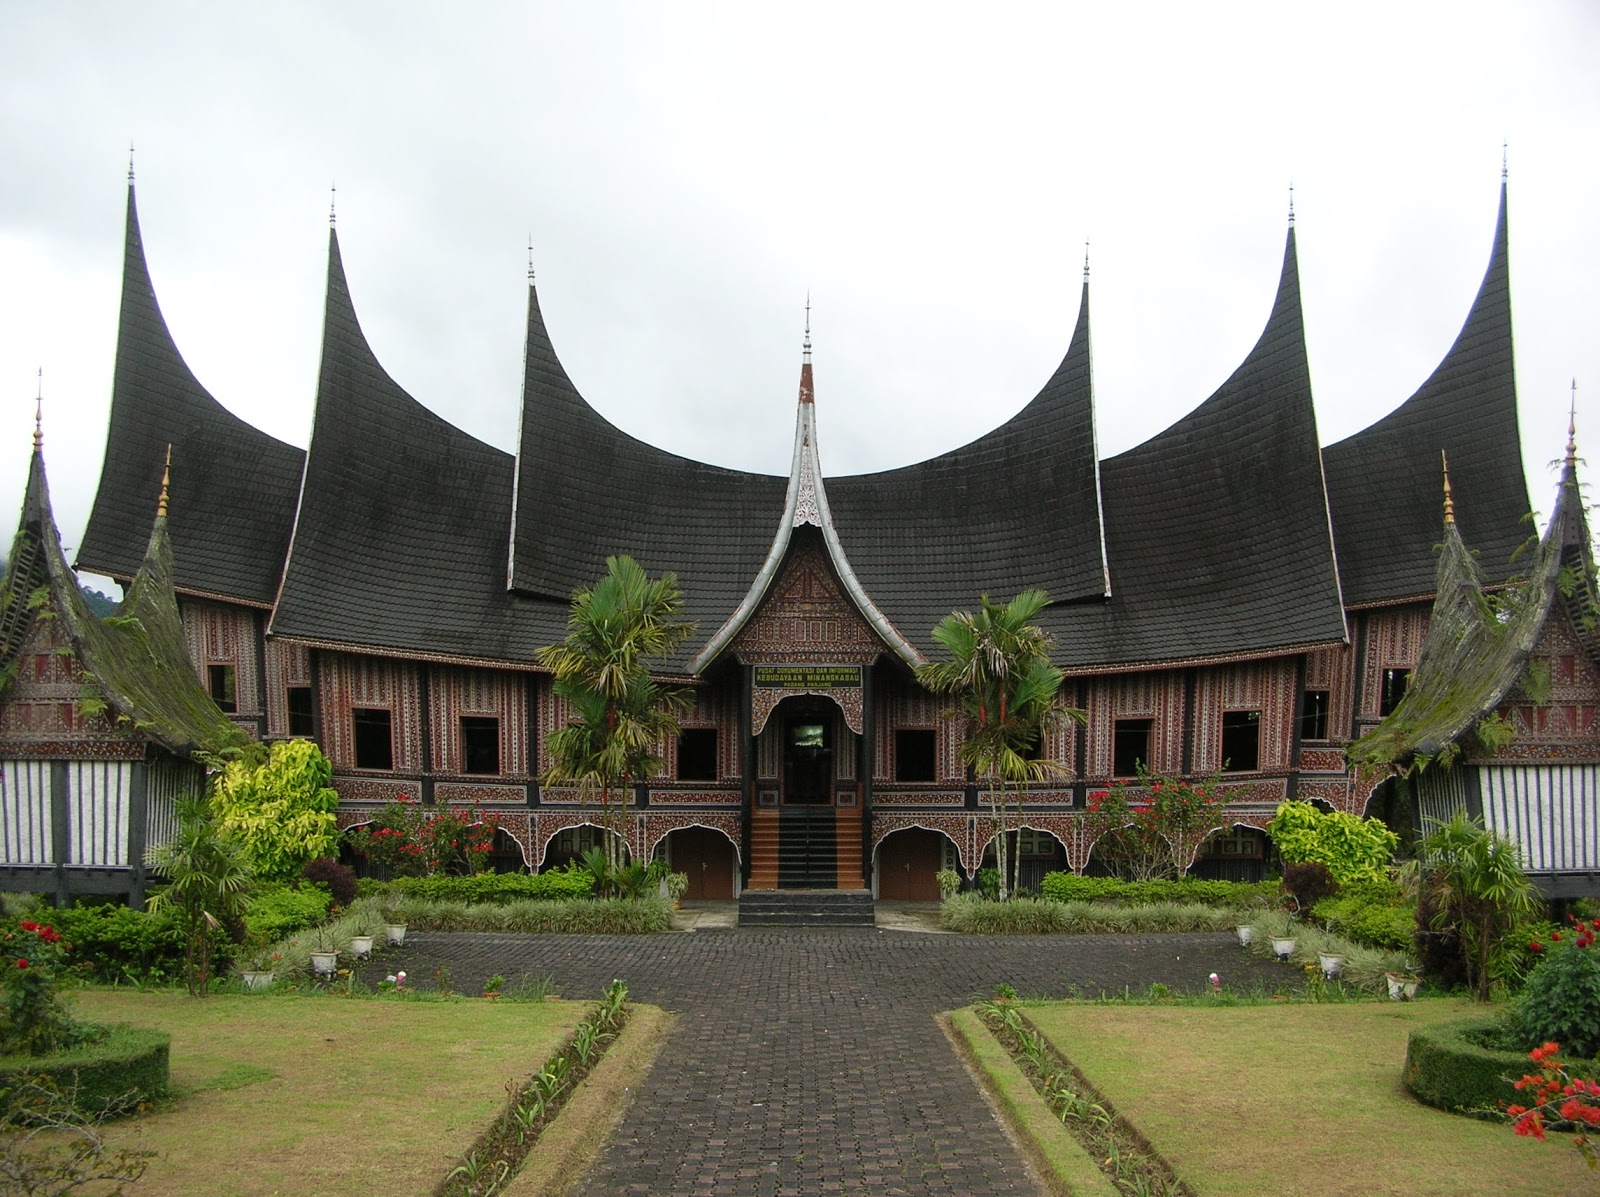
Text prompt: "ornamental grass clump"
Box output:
[[940, 892, 1238, 935]]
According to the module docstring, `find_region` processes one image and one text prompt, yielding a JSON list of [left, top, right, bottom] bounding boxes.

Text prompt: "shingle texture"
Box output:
[[827, 281, 1107, 656], [1324, 183, 1530, 607], [1042, 228, 1348, 668], [76, 185, 304, 605], [268, 232, 567, 662], [509, 284, 787, 664]]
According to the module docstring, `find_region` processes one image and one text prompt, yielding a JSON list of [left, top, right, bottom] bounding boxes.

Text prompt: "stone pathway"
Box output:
[[360, 927, 1294, 1195]]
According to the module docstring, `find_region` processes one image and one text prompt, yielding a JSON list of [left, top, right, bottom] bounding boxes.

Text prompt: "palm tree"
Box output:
[[915, 590, 1082, 899], [1420, 809, 1541, 1001], [145, 793, 254, 996], [538, 556, 695, 870]]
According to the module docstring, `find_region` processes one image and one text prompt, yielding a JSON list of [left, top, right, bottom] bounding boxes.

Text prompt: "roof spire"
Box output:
[[1083, 239, 1090, 282], [329, 182, 337, 227], [527, 236, 535, 284], [1287, 181, 1295, 227], [1502, 140, 1509, 182], [1568, 378, 1578, 466], [127, 142, 135, 185], [802, 292, 812, 365], [157, 444, 171, 519], [33, 369, 42, 451], [1441, 449, 1455, 525]]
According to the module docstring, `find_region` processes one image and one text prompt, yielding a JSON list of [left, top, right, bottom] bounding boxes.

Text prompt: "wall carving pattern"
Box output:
[[1192, 659, 1297, 774]]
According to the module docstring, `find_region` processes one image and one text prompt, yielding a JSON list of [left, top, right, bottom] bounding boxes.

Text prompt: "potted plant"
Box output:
[[349, 933, 375, 960], [239, 937, 280, 991], [309, 927, 339, 978], [1235, 924, 1254, 947], [482, 973, 505, 1000], [1318, 952, 1345, 979], [936, 869, 962, 901], [382, 910, 407, 946], [1270, 936, 1297, 961], [665, 872, 689, 908], [1385, 971, 1421, 1001]]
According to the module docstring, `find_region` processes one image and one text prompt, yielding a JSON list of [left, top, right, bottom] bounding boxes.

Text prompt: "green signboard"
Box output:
[[752, 664, 862, 690]]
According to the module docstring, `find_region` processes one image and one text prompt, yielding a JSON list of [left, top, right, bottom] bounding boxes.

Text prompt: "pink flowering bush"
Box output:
[[347, 796, 501, 878], [0, 919, 88, 1056]]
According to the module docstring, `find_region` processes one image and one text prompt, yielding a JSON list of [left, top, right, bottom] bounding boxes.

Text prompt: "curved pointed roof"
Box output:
[[76, 182, 305, 606], [269, 230, 566, 663], [1324, 182, 1530, 607], [826, 277, 1107, 654], [1044, 225, 1348, 668], [508, 280, 786, 663]]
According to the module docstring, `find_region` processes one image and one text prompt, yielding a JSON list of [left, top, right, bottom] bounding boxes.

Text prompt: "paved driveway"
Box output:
[[362, 928, 1294, 1195]]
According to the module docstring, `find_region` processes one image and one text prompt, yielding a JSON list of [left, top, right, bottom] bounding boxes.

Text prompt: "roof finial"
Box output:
[[329, 182, 337, 227], [1083, 240, 1090, 282], [527, 236, 535, 284], [1287, 181, 1295, 227], [803, 292, 812, 364], [1441, 449, 1455, 525], [1502, 140, 1509, 182], [1568, 378, 1578, 466], [33, 369, 42, 451], [127, 142, 135, 185], [157, 444, 171, 519]]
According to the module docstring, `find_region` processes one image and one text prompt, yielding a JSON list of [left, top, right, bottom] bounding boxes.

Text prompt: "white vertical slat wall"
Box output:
[[1416, 768, 1470, 833], [1480, 765, 1600, 873], [144, 758, 194, 853], [0, 761, 52, 864], [68, 762, 134, 868]]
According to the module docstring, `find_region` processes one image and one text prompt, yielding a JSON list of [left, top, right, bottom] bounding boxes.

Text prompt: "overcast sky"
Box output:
[[2, 3, 1597, 592]]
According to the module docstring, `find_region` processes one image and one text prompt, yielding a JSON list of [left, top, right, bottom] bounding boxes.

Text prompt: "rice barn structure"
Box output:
[[8, 167, 1594, 911]]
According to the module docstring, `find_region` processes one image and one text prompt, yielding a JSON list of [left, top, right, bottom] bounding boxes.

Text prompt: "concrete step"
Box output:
[[738, 888, 875, 926]]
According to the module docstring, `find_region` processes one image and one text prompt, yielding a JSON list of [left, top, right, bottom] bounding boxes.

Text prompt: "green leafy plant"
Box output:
[[1419, 810, 1541, 1001], [0, 918, 85, 1056], [144, 794, 255, 997], [1039, 873, 1280, 908], [935, 868, 962, 900], [1267, 800, 1399, 887], [664, 872, 689, 904], [1516, 917, 1600, 1059], [211, 739, 339, 881], [1083, 767, 1229, 882], [51, 903, 186, 986]]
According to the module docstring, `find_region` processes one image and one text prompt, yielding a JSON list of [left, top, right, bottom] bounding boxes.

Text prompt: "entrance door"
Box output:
[[670, 827, 735, 900], [783, 713, 835, 805], [878, 828, 944, 900]]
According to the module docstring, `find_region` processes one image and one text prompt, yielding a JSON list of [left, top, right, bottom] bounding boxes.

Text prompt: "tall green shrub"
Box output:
[[1266, 801, 1398, 886], [145, 795, 254, 996], [1516, 919, 1600, 1058], [1420, 810, 1541, 1002], [212, 740, 339, 881]]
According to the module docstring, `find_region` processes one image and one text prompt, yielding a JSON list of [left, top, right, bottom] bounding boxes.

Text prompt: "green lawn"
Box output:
[[1026, 999, 1595, 1197], [65, 989, 585, 1196]]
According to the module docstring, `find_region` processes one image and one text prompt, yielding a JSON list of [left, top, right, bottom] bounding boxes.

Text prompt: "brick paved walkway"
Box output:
[[360, 929, 1294, 1195]]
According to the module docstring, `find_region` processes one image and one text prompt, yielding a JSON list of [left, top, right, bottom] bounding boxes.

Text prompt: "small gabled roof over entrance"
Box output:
[[691, 319, 922, 672]]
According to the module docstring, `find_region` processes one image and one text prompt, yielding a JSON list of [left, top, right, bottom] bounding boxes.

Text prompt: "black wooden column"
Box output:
[[309, 649, 326, 746], [525, 673, 540, 807], [1287, 654, 1308, 801], [740, 662, 754, 885], [252, 610, 270, 739], [50, 761, 69, 908], [419, 664, 435, 805], [127, 760, 150, 910], [859, 661, 874, 888]]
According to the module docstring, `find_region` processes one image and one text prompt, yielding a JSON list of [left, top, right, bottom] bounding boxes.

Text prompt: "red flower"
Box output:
[[15, 959, 26, 969], [1530, 941, 1545, 953], [1552, 931, 1562, 941]]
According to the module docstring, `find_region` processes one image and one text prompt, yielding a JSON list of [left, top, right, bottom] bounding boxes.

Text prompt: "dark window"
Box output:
[[208, 664, 236, 713], [352, 707, 393, 770], [1380, 668, 1412, 716], [1113, 718, 1152, 777], [677, 728, 718, 781], [1220, 710, 1261, 772], [894, 729, 937, 782], [461, 716, 500, 775], [1300, 690, 1329, 741], [287, 686, 315, 737]]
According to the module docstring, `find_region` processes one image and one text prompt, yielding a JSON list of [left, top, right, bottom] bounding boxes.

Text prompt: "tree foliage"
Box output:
[[1266, 800, 1399, 887], [211, 739, 339, 881], [1420, 809, 1541, 1002], [915, 589, 1082, 899], [1083, 767, 1229, 882], [537, 556, 695, 869], [144, 794, 254, 996]]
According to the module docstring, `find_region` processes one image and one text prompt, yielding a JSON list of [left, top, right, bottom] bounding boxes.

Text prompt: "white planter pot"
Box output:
[[1270, 937, 1297, 961], [385, 924, 407, 947], [349, 935, 374, 960], [241, 970, 275, 991], [1318, 953, 1345, 979], [1385, 973, 1419, 1001], [309, 950, 339, 978], [1235, 925, 1254, 947]]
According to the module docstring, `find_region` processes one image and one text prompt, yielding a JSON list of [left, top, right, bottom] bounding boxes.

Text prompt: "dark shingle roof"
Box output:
[[1042, 226, 1348, 668], [268, 232, 567, 663], [826, 279, 1107, 654], [76, 184, 305, 606], [1323, 183, 1531, 607], [509, 283, 786, 665], [3, 446, 245, 758]]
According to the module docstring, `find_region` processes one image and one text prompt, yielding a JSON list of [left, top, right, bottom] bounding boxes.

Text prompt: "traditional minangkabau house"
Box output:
[[0, 418, 245, 906], [31, 165, 1596, 905]]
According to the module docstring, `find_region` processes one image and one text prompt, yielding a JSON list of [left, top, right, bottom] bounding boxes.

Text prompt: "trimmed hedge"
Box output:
[[941, 893, 1238, 935], [1311, 893, 1415, 951], [385, 895, 670, 935], [1400, 1017, 1570, 1115], [52, 904, 188, 985], [374, 868, 594, 905], [1038, 873, 1279, 909], [0, 1024, 170, 1114]]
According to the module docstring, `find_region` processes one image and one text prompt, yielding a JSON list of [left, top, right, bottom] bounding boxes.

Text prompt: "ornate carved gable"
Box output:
[[1495, 604, 1600, 760], [731, 538, 884, 666], [0, 596, 142, 759]]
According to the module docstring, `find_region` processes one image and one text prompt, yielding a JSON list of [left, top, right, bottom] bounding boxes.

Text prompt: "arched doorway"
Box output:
[[876, 827, 953, 900], [664, 826, 738, 899], [538, 823, 629, 872], [980, 827, 1068, 894]]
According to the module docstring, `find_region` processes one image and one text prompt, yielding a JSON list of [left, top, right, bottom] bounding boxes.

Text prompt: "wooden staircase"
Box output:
[[746, 804, 864, 891], [833, 805, 863, 889], [748, 805, 780, 890]]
